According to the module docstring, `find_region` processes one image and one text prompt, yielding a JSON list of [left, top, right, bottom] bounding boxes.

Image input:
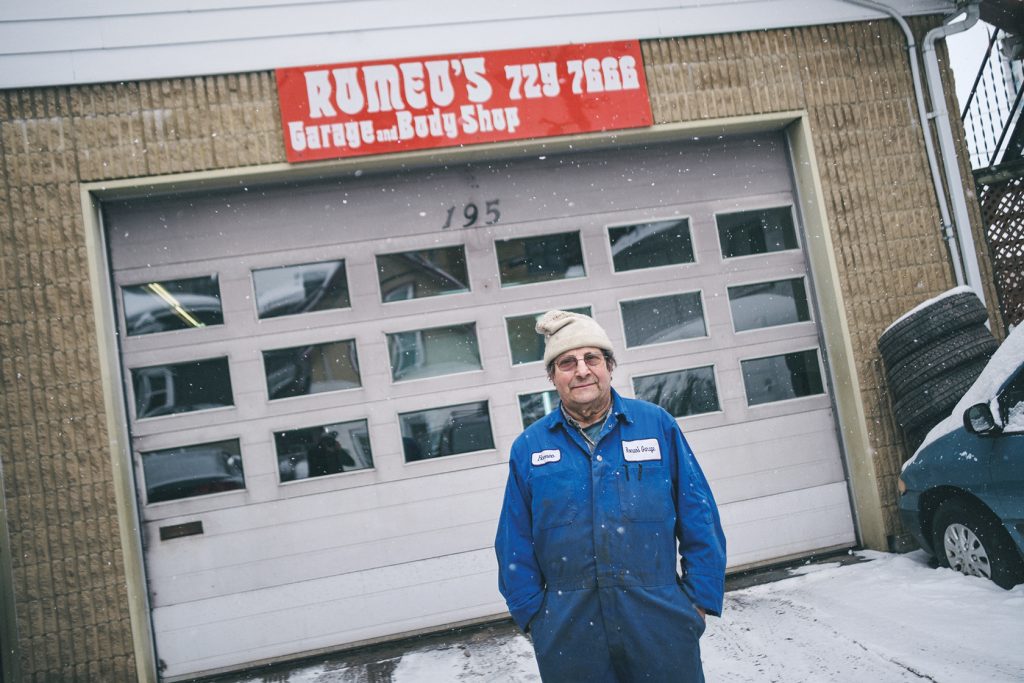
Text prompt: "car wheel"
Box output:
[[932, 498, 1024, 589]]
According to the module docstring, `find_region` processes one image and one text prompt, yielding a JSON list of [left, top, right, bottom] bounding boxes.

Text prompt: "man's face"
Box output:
[[550, 346, 613, 414]]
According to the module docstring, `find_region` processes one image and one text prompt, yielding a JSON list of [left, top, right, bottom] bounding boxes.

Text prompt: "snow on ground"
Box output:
[[702, 551, 1023, 682], [233, 550, 1024, 682]]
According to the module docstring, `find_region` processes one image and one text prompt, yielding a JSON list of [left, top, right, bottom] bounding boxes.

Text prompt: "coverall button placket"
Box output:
[[593, 424, 630, 664]]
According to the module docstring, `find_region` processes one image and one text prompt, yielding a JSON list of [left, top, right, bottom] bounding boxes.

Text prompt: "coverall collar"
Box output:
[[543, 387, 635, 432]]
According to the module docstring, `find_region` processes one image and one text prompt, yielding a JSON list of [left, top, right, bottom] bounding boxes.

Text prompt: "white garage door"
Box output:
[[103, 132, 855, 680]]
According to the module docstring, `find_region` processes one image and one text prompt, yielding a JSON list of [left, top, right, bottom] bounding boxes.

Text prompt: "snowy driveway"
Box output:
[[703, 550, 1023, 682], [225, 550, 1024, 682]]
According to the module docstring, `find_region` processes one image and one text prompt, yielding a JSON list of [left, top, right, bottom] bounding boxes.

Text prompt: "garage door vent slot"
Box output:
[[159, 521, 203, 541]]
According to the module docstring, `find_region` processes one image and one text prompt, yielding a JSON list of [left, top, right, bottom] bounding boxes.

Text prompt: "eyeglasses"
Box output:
[[554, 352, 606, 372]]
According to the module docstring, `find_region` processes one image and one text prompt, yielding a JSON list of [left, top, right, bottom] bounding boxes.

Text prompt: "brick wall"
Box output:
[[0, 74, 281, 681]]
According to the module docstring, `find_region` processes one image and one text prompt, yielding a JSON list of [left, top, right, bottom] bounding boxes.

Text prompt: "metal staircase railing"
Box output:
[[962, 27, 1024, 331], [961, 26, 1024, 169]]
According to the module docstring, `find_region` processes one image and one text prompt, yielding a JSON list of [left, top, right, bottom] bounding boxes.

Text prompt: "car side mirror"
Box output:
[[964, 403, 999, 435]]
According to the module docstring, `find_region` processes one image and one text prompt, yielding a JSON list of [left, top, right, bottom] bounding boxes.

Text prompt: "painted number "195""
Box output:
[[442, 199, 501, 229]]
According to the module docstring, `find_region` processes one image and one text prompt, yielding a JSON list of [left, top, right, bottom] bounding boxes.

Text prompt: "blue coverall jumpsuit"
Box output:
[[495, 389, 727, 682]]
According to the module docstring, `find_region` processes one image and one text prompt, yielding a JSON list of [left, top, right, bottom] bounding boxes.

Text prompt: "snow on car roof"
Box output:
[[881, 285, 977, 336], [904, 322, 1024, 470]]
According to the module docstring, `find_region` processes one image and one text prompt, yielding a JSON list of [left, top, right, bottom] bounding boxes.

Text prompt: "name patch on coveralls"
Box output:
[[532, 449, 562, 466], [622, 439, 662, 462]]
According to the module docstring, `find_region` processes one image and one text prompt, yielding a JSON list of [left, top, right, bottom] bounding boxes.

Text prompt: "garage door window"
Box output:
[[252, 261, 350, 319], [132, 357, 233, 418], [142, 438, 244, 504], [387, 324, 481, 381], [608, 219, 694, 272], [122, 275, 223, 336], [728, 277, 811, 332], [506, 306, 592, 365], [263, 339, 360, 399], [717, 206, 798, 258], [518, 389, 559, 427], [496, 231, 585, 286], [377, 246, 469, 302], [400, 401, 494, 461], [620, 292, 706, 347], [274, 419, 373, 482], [741, 349, 824, 406], [633, 365, 720, 417]]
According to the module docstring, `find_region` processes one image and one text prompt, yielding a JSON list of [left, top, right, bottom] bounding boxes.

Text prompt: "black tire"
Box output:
[[892, 357, 989, 433], [886, 326, 998, 403], [932, 497, 1024, 589], [902, 422, 933, 453], [878, 291, 989, 370]]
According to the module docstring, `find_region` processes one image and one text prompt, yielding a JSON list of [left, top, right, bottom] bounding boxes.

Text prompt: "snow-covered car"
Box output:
[[897, 324, 1024, 588]]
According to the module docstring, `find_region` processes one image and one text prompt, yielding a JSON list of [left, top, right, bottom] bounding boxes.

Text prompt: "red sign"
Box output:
[[275, 41, 652, 163]]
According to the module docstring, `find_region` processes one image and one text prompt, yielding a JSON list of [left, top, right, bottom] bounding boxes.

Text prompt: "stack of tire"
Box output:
[[878, 290, 997, 452]]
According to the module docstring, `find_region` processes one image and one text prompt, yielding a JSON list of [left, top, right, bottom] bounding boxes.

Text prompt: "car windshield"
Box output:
[[998, 366, 1024, 428]]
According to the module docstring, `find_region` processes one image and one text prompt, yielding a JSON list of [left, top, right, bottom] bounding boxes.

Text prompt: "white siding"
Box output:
[[1, 0, 954, 88]]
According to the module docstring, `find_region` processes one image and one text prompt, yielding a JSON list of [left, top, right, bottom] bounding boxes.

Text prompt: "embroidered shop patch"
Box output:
[[622, 438, 661, 462], [532, 449, 561, 466]]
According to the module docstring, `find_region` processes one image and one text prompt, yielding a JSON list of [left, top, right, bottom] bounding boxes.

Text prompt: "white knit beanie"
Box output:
[[535, 310, 614, 365]]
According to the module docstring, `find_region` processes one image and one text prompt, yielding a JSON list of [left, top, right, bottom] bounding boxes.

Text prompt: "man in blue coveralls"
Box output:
[[495, 310, 726, 682]]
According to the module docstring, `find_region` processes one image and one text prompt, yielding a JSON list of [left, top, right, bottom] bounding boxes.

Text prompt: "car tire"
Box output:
[[878, 291, 989, 370], [902, 422, 934, 453], [885, 326, 998, 404], [931, 497, 1024, 589], [892, 357, 990, 435]]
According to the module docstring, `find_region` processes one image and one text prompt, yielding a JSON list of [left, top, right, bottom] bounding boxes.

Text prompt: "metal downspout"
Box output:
[[840, 0, 966, 287], [921, 3, 986, 304]]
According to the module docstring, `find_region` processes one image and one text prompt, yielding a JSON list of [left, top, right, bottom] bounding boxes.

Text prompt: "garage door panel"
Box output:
[[146, 463, 507, 536], [719, 483, 856, 569], [130, 416, 262, 455], [727, 323, 820, 348], [146, 486, 504, 580], [106, 136, 793, 271], [373, 307, 489, 336], [714, 334, 821, 364], [737, 397, 835, 427], [113, 327, 235, 357], [697, 435, 847, 504], [686, 410, 837, 452], [625, 340, 729, 367], [150, 518, 502, 607], [139, 458, 497, 527], [617, 336, 721, 365], [154, 552, 503, 679], [716, 247, 806, 272], [153, 548, 498, 635], [113, 260, 230, 290]]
